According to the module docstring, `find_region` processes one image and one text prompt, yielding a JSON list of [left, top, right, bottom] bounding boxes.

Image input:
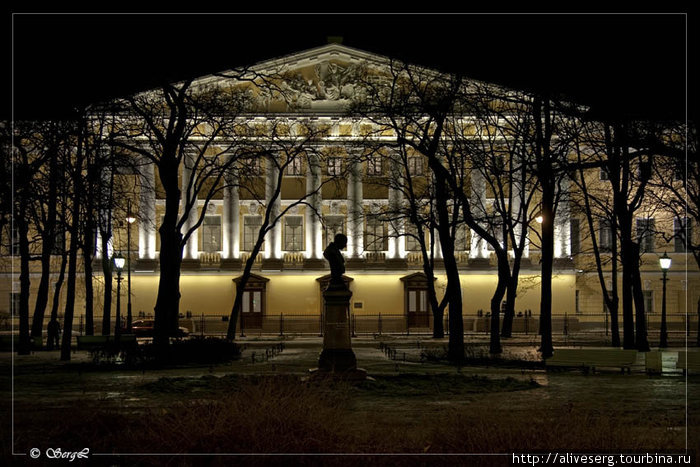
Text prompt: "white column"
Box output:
[[305, 153, 323, 259], [181, 152, 198, 259], [387, 157, 402, 259], [346, 156, 363, 258], [469, 171, 489, 259], [265, 155, 282, 259], [554, 177, 571, 258], [222, 163, 239, 259], [138, 159, 156, 259]]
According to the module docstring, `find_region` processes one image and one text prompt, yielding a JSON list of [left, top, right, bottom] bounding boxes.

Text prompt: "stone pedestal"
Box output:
[[313, 287, 366, 379]]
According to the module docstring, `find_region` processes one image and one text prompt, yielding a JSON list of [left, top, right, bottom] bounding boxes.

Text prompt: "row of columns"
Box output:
[[135, 156, 572, 263]]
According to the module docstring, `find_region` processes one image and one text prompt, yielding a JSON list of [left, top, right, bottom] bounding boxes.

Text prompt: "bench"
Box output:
[[545, 349, 638, 374], [676, 351, 700, 375], [76, 335, 137, 351]]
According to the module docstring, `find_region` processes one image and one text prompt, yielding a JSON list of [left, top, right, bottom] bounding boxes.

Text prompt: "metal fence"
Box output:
[[2, 312, 698, 343]]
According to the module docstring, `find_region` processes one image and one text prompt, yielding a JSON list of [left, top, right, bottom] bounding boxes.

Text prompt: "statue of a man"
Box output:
[[323, 233, 348, 290]]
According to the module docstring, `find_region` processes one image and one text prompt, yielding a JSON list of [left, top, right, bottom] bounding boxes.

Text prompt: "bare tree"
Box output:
[[109, 77, 263, 349], [351, 61, 467, 361], [225, 128, 338, 339]]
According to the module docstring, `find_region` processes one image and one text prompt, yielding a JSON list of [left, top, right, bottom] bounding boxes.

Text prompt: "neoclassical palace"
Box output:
[[3, 44, 697, 337]]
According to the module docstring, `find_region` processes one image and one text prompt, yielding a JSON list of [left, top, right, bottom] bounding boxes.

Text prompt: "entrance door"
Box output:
[[407, 288, 430, 327], [242, 290, 263, 329]]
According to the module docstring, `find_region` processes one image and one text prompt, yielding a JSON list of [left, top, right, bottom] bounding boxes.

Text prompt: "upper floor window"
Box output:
[[366, 156, 383, 176], [570, 218, 580, 255], [324, 215, 345, 249], [327, 157, 342, 176], [408, 157, 423, 176], [243, 216, 262, 251], [599, 219, 612, 251], [202, 216, 222, 253], [636, 218, 655, 253], [674, 217, 691, 253], [405, 224, 422, 252], [244, 157, 263, 176], [283, 216, 304, 251], [285, 157, 303, 176], [600, 166, 610, 181], [365, 218, 387, 252]]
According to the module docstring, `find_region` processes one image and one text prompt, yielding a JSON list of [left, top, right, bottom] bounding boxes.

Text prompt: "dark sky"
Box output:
[[7, 13, 691, 122]]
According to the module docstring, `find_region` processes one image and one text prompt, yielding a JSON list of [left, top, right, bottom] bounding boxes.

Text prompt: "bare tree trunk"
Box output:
[[629, 241, 650, 351], [17, 213, 31, 355], [100, 232, 112, 335], [539, 195, 555, 358], [82, 221, 95, 335], [60, 216, 79, 361], [501, 258, 521, 338], [490, 256, 509, 354]]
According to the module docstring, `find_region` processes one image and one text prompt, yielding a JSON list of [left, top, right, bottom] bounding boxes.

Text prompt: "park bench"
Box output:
[[76, 335, 137, 351], [545, 349, 637, 374], [676, 351, 700, 375]]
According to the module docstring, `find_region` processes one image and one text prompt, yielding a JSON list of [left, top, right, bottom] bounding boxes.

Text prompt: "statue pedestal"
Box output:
[[310, 287, 366, 380]]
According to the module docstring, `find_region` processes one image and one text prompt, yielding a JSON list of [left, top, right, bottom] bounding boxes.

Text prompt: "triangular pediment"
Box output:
[[191, 44, 443, 114]]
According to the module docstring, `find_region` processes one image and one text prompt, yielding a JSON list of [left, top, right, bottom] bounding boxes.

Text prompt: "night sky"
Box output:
[[7, 13, 691, 122]]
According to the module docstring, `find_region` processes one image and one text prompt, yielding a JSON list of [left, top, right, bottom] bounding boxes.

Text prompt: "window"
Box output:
[[599, 219, 612, 251], [327, 157, 342, 176], [51, 229, 65, 255], [603, 291, 613, 314], [10, 223, 19, 255], [486, 222, 504, 251], [407, 289, 428, 313], [674, 217, 691, 253], [243, 216, 262, 251], [202, 216, 221, 253], [10, 293, 20, 316], [575, 290, 580, 314], [366, 156, 383, 176], [492, 154, 506, 172], [242, 290, 262, 314], [365, 218, 387, 251], [324, 216, 345, 248], [283, 216, 304, 251], [405, 224, 422, 252], [244, 157, 263, 175], [643, 290, 654, 314], [455, 225, 468, 252], [285, 157, 303, 176], [636, 218, 655, 253], [408, 156, 423, 176], [600, 166, 610, 181], [570, 218, 580, 255]]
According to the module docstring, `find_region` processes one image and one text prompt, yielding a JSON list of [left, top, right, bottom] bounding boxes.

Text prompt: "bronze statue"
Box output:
[[323, 233, 348, 290]]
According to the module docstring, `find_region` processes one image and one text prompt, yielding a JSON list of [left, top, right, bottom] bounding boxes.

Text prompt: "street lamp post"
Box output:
[[126, 200, 136, 333], [114, 252, 125, 342], [659, 251, 671, 348]]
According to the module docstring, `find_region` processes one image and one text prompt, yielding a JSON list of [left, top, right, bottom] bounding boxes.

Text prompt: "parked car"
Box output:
[[126, 319, 189, 338]]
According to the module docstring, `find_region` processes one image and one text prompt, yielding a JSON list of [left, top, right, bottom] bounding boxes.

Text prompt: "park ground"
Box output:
[[1, 335, 698, 466]]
